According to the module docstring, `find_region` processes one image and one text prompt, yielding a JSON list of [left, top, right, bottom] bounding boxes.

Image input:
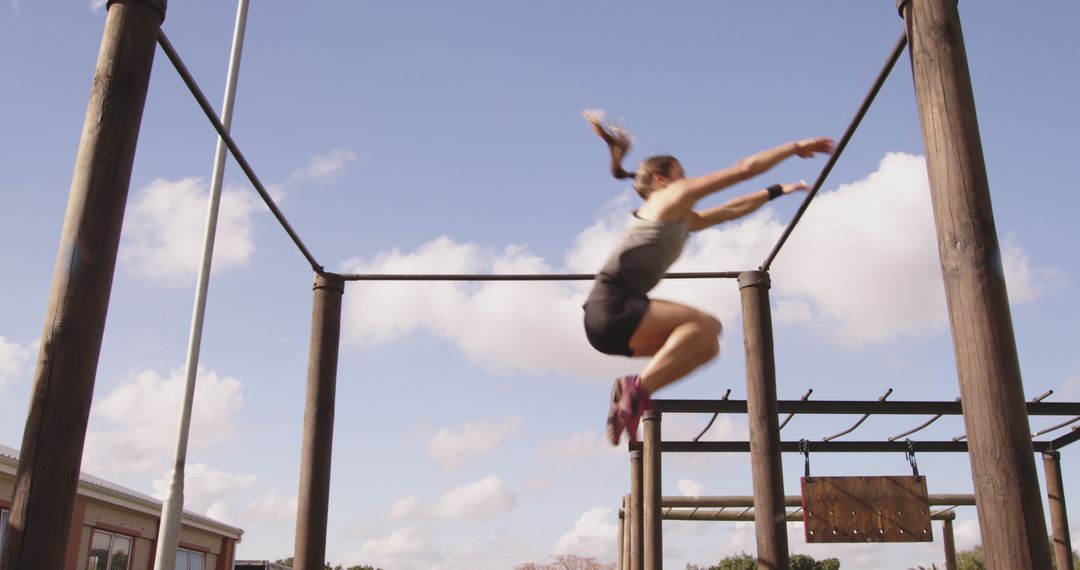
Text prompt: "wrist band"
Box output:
[[767, 184, 784, 200]]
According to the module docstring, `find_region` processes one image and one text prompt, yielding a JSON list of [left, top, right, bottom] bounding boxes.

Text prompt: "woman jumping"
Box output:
[[581, 111, 834, 445]]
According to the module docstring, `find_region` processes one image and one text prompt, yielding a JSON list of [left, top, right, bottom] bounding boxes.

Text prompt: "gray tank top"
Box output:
[[594, 213, 689, 297]]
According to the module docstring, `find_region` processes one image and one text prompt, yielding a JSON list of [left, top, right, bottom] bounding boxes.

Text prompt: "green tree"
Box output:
[[956, 539, 1079, 570], [689, 552, 840, 570]]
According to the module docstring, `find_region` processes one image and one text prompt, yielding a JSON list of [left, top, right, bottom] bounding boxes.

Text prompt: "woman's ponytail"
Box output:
[[584, 109, 636, 181]]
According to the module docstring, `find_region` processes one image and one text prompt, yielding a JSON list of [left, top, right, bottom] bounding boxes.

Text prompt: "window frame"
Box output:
[[86, 527, 133, 570], [0, 507, 9, 556], [175, 546, 206, 570]]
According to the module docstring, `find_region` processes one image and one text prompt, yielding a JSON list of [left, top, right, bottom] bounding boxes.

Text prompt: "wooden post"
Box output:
[[899, 1, 1050, 567], [630, 450, 643, 570], [738, 270, 788, 569], [294, 274, 345, 570], [622, 495, 632, 570], [617, 498, 626, 570], [943, 517, 958, 570], [1043, 451, 1073, 570], [0, 2, 163, 569], [643, 410, 663, 569]]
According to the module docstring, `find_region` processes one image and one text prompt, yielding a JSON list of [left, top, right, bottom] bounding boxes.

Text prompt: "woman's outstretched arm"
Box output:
[[681, 137, 833, 202], [687, 181, 808, 231], [642, 137, 833, 222]]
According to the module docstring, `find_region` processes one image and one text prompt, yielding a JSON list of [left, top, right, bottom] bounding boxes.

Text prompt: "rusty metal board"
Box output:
[[802, 476, 933, 543]]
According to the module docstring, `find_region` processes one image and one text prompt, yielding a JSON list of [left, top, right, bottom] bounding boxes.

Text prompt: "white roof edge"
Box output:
[[0, 445, 243, 539]]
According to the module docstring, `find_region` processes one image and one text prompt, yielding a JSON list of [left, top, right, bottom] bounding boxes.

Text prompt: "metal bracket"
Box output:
[[906, 440, 920, 478]]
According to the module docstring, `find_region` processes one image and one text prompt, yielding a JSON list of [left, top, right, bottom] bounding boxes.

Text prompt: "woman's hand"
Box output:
[[782, 180, 809, 194], [793, 137, 835, 158]]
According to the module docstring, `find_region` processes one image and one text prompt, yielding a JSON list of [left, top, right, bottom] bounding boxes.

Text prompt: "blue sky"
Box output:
[[2, 2, 1078, 568]]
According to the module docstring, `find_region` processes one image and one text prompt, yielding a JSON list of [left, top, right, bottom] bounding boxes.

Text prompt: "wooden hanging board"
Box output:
[[802, 475, 933, 543]]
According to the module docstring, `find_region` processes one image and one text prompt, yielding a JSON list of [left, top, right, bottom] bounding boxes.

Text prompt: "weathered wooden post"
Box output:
[[617, 497, 626, 570], [622, 494, 632, 570], [643, 410, 663, 569], [294, 274, 345, 570], [899, 1, 1050, 567], [738, 270, 788, 569], [630, 450, 643, 570], [942, 516, 958, 570], [1043, 451, 1073, 570], [0, 2, 164, 569]]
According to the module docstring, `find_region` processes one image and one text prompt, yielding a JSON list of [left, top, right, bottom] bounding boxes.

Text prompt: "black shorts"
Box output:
[[583, 280, 650, 357]]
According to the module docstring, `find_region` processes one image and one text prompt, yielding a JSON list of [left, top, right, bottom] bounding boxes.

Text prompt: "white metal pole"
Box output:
[[154, 1, 249, 568]]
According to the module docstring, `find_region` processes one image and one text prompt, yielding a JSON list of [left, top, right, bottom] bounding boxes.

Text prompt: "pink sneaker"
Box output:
[[606, 375, 651, 446], [621, 376, 651, 444]]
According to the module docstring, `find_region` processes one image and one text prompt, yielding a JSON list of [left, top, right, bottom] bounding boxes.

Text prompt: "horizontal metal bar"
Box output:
[[659, 494, 974, 509], [658, 509, 957, 522], [336, 271, 743, 282], [630, 440, 1061, 454], [651, 399, 1080, 416]]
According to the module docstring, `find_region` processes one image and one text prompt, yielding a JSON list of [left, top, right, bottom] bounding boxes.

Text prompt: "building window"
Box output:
[[176, 547, 205, 570], [1, 508, 9, 555], [87, 529, 132, 570]]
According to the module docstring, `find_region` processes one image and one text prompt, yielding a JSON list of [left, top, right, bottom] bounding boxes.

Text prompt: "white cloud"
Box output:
[[291, 149, 358, 183], [83, 366, 243, 475], [427, 417, 521, 469], [89, 0, 105, 10], [771, 152, 1049, 345], [538, 429, 618, 465], [1060, 374, 1080, 400], [152, 462, 257, 523], [554, 507, 618, 560], [0, 336, 34, 391], [389, 475, 516, 521], [121, 177, 258, 282], [247, 488, 298, 520], [341, 527, 442, 570], [677, 479, 706, 497]]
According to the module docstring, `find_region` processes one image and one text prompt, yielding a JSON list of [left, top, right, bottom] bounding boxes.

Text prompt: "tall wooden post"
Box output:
[[738, 270, 788, 569], [629, 450, 643, 570], [1043, 451, 1073, 570], [617, 497, 626, 570], [0, 2, 163, 569], [899, 1, 1050, 567], [942, 517, 958, 570], [294, 274, 344, 570], [622, 495, 632, 570], [642, 410, 663, 569]]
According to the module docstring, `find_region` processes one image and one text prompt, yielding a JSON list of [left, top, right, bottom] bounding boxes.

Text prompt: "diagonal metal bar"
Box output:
[[693, 389, 732, 442], [761, 33, 908, 271], [778, 389, 813, 431], [1033, 416, 1080, 438], [823, 388, 893, 441], [157, 31, 324, 274], [888, 396, 959, 441]]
